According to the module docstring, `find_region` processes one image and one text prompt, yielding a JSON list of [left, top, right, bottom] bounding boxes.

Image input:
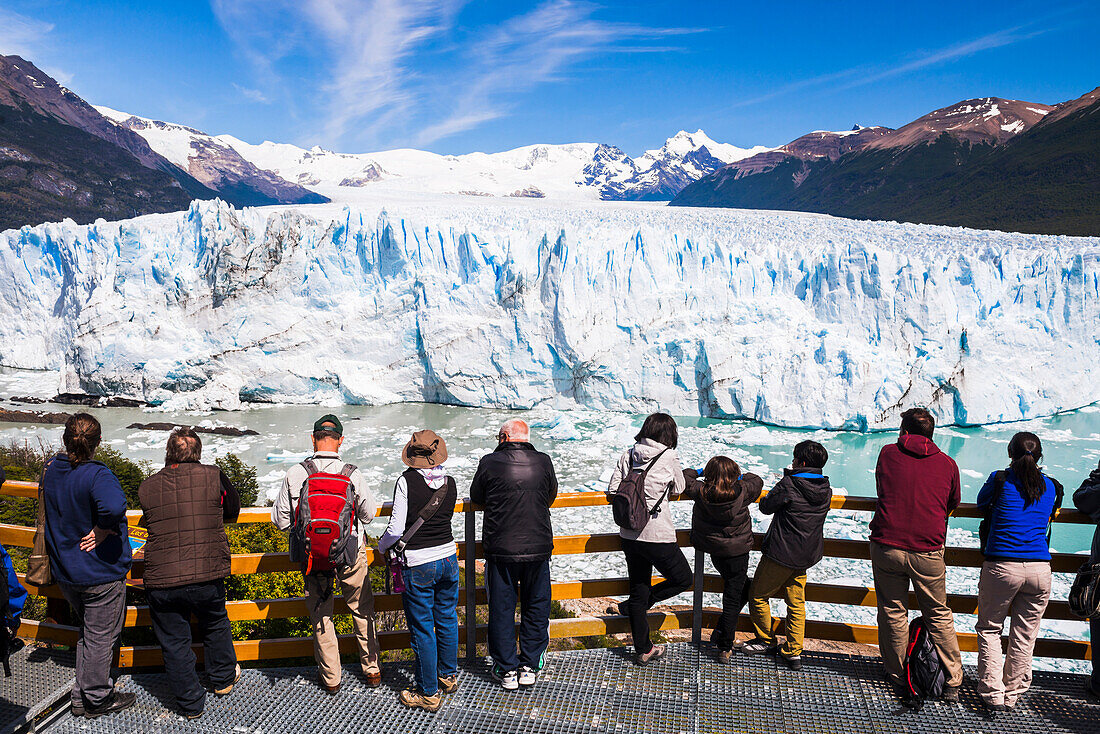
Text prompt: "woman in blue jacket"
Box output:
[[974, 432, 1062, 718]]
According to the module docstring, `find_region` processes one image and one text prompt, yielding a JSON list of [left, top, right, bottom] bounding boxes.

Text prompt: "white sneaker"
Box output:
[[493, 665, 519, 691], [518, 666, 537, 687]]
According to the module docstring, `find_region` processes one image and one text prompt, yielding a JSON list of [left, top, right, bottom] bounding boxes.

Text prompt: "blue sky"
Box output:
[[1, 1, 1096, 156]]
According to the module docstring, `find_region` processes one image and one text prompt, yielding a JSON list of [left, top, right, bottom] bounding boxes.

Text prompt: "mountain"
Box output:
[[211, 128, 766, 202], [4, 197, 1098, 429], [0, 54, 211, 231], [95, 107, 329, 207], [669, 95, 1100, 236]]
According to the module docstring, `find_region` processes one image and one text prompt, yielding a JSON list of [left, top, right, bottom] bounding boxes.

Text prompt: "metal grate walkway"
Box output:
[[35, 643, 1100, 734]]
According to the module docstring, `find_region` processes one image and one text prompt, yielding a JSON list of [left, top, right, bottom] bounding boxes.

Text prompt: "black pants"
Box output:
[[711, 553, 750, 650], [146, 579, 237, 715], [620, 539, 693, 654], [486, 559, 552, 672]]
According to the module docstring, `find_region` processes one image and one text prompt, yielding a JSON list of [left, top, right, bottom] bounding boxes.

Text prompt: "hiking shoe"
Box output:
[[518, 666, 538, 687], [941, 686, 960, 702], [779, 652, 802, 671], [399, 689, 442, 712], [636, 644, 666, 666], [438, 675, 459, 694], [214, 664, 242, 696], [492, 666, 519, 691], [83, 691, 136, 719], [739, 639, 775, 655]]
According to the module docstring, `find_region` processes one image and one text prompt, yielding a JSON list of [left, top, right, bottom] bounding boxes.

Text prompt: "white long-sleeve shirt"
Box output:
[[378, 466, 457, 568], [271, 452, 378, 543]]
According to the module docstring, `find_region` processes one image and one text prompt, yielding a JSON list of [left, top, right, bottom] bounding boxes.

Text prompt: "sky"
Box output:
[[1, 0, 1096, 156]]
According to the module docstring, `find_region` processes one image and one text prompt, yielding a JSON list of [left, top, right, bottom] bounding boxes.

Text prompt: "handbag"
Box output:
[[26, 457, 58, 587]]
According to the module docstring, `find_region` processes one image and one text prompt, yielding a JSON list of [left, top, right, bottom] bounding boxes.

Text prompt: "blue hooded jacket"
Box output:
[[976, 469, 1062, 561]]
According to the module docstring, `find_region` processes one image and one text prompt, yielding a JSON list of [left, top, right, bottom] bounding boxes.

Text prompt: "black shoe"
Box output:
[[83, 691, 137, 719]]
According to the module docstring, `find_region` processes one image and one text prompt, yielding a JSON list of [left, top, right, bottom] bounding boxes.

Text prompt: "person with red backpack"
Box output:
[[271, 414, 380, 693]]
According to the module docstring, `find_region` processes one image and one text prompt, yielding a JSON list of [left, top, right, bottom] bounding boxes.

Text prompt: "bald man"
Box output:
[[470, 419, 558, 690]]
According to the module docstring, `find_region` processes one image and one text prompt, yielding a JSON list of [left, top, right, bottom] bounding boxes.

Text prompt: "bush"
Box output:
[[216, 454, 259, 507]]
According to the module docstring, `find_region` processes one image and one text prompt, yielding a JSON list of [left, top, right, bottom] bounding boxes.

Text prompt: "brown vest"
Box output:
[[138, 463, 231, 589]]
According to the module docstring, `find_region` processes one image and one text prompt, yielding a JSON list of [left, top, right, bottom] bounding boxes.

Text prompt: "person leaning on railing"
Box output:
[[868, 407, 963, 704], [470, 419, 558, 691], [973, 431, 1062, 720], [1072, 458, 1100, 699], [42, 413, 136, 718], [606, 412, 691, 666], [137, 428, 242, 719]]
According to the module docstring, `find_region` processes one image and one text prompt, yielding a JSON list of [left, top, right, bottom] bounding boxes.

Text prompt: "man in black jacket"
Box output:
[[470, 419, 558, 690], [1073, 460, 1100, 698]]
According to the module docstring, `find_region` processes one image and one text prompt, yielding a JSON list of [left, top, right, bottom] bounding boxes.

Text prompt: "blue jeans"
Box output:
[[402, 554, 460, 695]]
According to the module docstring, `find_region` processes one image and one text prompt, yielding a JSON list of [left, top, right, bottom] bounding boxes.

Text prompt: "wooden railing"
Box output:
[[2, 479, 1093, 667]]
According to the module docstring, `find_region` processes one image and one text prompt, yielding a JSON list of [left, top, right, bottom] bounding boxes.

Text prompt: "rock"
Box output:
[[0, 407, 71, 425], [126, 422, 259, 437]]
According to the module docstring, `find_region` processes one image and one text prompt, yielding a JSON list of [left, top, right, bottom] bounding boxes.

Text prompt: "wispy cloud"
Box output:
[[211, 0, 699, 149]]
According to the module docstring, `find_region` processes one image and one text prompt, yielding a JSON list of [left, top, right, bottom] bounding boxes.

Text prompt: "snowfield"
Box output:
[[1, 197, 1098, 429]]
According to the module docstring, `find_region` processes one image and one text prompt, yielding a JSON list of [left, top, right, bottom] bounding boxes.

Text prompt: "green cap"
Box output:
[[313, 414, 343, 436]]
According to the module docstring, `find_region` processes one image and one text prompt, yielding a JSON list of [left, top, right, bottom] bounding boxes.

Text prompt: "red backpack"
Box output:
[[289, 460, 359, 575]]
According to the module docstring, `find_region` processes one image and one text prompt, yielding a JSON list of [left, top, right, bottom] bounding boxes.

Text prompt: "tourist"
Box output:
[[742, 441, 832, 670], [42, 413, 136, 718], [138, 428, 242, 718], [869, 407, 963, 702], [471, 419, 558, 690], [271, 414, 381, 694], [607, 412, 691, 665], [974, 432, 1062, 718], [379, 430, 459, 711], [1072, 458, 1100, 698], [683, 456, 763, 662]]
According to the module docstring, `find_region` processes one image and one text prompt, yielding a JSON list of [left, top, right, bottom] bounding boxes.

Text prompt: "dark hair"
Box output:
[[63, 412, 101, 464], [900, 407, 935, 439], [313, 429, 341, 443], [166, 427, 202, 464], [1007, 432, 1045, 506], [634, 412, 678, 449], [702, 456, 741, 503], [793, 440, 828, 469]]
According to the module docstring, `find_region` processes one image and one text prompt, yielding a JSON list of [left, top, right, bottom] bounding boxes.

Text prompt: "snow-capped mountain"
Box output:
[[3, 197, 1097, 429], [95, 107, 328, 207]]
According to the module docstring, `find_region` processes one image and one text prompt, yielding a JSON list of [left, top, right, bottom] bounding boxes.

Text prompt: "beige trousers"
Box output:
[[304, 546, 381, 686], [975, 560, 1051, 707], [870, 541, 963, 688]]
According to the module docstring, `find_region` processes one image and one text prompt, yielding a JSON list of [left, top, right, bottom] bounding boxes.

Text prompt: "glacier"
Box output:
[[1, 197, 1098, 430]]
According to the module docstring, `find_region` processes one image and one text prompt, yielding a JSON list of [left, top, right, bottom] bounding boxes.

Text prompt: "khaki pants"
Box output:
[[975, 560, 1051, 707], [748, 557, 807, 656], [870, 541, 963, 688], [304, 547, 381, 686]]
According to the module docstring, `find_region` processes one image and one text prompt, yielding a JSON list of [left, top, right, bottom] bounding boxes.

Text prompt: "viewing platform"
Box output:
[[6, 642, 1099, 734]]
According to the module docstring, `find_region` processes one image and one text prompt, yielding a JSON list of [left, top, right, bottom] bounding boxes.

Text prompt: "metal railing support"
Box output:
[[691, 549, 704, 645], [464, 499, 477, 663]]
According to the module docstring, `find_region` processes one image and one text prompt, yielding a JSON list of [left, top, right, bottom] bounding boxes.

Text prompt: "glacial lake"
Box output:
[[4, 367, 1098, 667]]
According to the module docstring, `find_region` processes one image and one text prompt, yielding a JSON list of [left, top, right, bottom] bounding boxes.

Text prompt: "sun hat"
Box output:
[[402, 429, 447, 468]]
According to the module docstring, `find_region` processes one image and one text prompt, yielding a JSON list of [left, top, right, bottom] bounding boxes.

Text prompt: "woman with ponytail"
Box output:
[[41, 413, 135, 718], [974, 432, 1063, 718]]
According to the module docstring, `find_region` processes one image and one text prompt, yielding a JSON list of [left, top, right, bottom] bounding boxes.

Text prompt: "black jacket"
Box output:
[[470, 442, 558, 562], [1073, 461, 1100, 563], [682, 473, 763, 557], [760, 467, 832, 570]]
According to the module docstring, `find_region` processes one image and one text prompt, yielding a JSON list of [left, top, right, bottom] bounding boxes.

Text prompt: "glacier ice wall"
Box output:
[[1, 198, 1098, 429]]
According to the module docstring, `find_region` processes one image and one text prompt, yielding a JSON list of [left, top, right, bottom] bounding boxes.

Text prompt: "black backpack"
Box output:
[[903, 617, 946, 705], [611, 448, 671, 533]]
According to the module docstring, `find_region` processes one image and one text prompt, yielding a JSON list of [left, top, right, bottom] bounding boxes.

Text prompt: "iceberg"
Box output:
[[1, 198, 1098, 430]]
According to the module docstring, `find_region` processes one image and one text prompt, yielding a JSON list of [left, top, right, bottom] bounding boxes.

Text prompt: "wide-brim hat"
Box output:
[[402, 429, 447, 469]]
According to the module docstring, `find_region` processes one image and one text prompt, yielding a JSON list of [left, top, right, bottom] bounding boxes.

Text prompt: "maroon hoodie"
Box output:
[[869, 434, 961, 552]]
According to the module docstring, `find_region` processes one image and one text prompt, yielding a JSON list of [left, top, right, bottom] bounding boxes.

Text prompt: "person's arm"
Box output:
[[546, 458, 558, 506], [758, 478, 789, 515], [377, 476, 408, 554], [974, 472, 999, 511], [352, 468, 378, 526], [1, 546, 25, 629], [470, 460, 487, 505], [219, 470, 241, 523], [271, 469, 296, 531]]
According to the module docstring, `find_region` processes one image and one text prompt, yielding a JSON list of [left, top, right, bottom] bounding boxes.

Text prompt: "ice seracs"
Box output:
[[1, 197, 1097, 430]]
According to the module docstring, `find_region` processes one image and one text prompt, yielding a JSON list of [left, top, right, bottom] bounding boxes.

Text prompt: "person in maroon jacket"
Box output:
[[869, 407, 963, 702]]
